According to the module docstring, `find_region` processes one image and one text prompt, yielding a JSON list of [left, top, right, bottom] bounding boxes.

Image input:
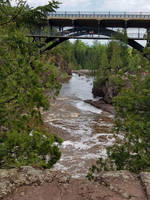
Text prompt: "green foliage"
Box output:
[[88, 46, 150, 179], [53, 40, 107, 71], [0, 0, 62, 169], [109, 41, 123, 71], [94, 48, 109, 87], [51, 40, 77, 70], [111, 70, 150, 173], [93, 39, 129, 91], [0, 24, 52, 130], [0, 130, 63, 168], [0, 0, 60, 27]]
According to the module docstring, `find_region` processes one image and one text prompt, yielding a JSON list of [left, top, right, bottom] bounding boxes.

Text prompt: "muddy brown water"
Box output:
[[44, 73, 114, 178]]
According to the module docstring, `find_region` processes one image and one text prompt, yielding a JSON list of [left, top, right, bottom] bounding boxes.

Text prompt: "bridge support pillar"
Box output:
[[138, 28, 140, 38], [124, 20, 128, 35], [98, 21, 100, 36], [72, 20, 77, 33], [124, 20, 128, 29], [50, 23, 53, 35]]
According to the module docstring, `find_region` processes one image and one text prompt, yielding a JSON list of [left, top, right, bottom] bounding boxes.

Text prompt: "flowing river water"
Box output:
[[44, 73, 115, 178]]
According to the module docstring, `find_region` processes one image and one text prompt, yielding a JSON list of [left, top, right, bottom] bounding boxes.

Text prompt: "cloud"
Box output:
[[12, 0, 150, 12], [60, 0, 88, 7], [23, 0, 91, 9], [95, 0, 150, 12], [26, 0, 49, 7], [59, 0, 92, 11]]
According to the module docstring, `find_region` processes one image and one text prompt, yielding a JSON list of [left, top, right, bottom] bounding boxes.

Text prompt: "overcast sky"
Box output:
[[26, 0, 150, 12], [24, 0, 148, 46]]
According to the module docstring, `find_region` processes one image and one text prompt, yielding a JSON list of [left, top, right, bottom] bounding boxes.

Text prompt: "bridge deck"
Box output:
[[48, 12, 150, 28]]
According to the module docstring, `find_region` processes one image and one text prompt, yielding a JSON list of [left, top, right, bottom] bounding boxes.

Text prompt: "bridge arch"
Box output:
[[39, 28, 144, 54]]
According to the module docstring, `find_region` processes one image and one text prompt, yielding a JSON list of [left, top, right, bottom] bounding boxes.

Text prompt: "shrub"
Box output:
[[0, 130, 63, 169]]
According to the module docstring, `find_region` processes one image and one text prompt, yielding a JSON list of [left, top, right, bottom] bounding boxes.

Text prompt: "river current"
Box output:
[[44, 73, 114, 178]]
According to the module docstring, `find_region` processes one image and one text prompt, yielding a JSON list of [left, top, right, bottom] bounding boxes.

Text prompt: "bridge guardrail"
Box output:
[[47, 11, 150, 19]]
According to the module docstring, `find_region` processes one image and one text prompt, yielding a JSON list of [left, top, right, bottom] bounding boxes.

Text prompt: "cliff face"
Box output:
[[92, 80, 119, 104], [41, 53, 72, 75], [40, 53, 72, 86], [54, 54, 72, 75]]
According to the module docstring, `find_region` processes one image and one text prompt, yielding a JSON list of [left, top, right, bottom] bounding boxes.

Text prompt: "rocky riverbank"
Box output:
[[72, 70, 91, 76], [84, 76, 121, 115], [92, 80, 119, 104], [85, 99, 115, 115], [1, 166, 150, 200]]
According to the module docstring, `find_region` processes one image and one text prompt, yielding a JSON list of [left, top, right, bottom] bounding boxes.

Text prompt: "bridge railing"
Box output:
[[47, 11, 150, 19]]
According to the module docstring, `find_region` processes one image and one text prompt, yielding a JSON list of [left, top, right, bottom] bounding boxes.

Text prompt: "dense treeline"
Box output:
[[52, 40, 107, 70], [53, 38, 130, 73]]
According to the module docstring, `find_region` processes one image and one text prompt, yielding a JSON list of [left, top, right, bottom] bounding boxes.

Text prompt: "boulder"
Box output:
[[85, 99, 115, 114], [92, 80, 118, 104]]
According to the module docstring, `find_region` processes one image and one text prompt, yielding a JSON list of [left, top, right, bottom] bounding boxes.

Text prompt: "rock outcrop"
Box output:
[[54, 54, 72, 75], [0, 166, 70, 199], [72, 70, 90, 76], [92, 80, 118, 104], [1, 167, 150, 200], [85, 99, 115, 114]]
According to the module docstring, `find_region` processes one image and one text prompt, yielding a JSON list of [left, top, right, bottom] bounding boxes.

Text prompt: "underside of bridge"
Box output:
[[28, 12, 150, 54], [37, 28, 144, 54]]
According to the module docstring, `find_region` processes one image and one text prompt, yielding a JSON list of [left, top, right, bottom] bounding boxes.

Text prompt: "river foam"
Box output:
[[44, 73, 115, 178]]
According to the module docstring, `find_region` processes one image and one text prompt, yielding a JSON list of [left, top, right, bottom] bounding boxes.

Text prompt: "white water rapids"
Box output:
[[44, 73, 115, 178]]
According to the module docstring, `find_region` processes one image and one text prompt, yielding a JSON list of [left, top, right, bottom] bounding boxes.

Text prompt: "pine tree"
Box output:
[[0, 0, 62, 169]]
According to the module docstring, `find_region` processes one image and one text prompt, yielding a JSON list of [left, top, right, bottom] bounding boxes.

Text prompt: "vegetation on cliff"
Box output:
[[87, 35, 150, 178], [52, 40, 107, 71]]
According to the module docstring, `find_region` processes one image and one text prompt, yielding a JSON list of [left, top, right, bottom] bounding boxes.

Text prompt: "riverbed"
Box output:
[[43, 73, 114, 178]]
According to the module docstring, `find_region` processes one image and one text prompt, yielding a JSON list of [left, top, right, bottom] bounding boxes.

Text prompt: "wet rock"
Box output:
[[98, 135, 107, 142], [72, 70, 90, 76], [84, 99, 115, 114], [92, 80, 118, 104]]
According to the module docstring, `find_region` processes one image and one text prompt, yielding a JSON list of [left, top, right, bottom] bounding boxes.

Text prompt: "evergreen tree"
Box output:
[[109, 41, 122, 73], [0, 0, 62, 169], [88, 46, 150, 179]]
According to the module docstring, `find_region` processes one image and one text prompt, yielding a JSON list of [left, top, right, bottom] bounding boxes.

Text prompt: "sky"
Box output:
[[26, 0, 150, 12]]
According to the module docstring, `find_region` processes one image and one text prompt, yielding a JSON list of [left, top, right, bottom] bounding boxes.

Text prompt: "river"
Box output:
[[44, 73, 115, 178]]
